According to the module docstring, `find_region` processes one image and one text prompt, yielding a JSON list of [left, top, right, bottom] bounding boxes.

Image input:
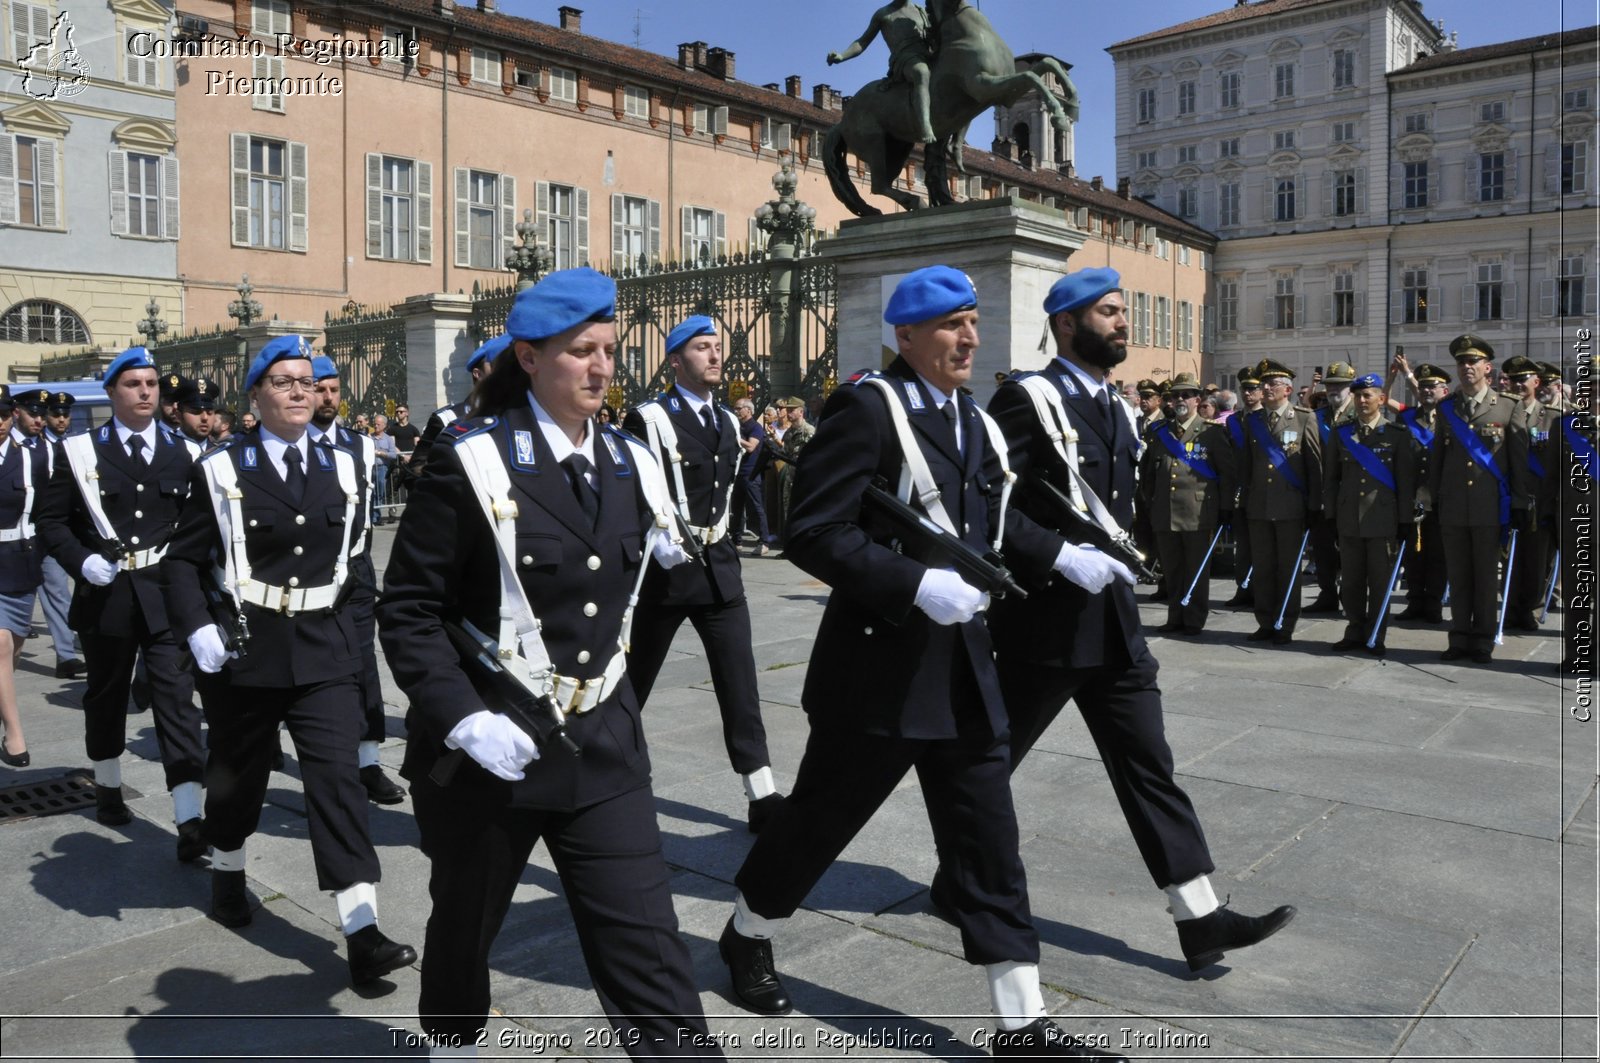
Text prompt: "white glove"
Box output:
[[913, 567, 990, 625], [187, 624, 232, 674], [445, 709, 540, 781], [1053, 542, 1135, 593], [81, 555, 118, 586], [650, 532, 693, 570]]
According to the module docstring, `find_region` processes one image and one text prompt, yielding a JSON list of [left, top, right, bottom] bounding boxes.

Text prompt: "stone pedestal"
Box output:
[[393, 293, 477, 413], [819, 198, 1085, 404]]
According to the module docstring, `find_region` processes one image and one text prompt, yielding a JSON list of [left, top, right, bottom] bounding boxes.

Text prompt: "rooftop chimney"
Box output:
[[812, 83, 841, 110], [678, 42, 696, 70], [991, 136, 1016, 161], [763, 82, 780, 92], [558, 6, 582, 32], [1090, 175, 1104, 191], [1117, 176, 1131, 198], [477, 0, 496, 11], [707, 46, 735, 80], [435, 0, 454, 15], [785, 74, 803, 98]]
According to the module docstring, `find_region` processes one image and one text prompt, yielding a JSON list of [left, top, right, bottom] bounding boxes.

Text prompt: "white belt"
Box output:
[[685, 509, 731, 547], [546, 650, 628, 717], [119, 544, 168, 570], [0, 525, 32, 543], [238, 579, 340, 615]]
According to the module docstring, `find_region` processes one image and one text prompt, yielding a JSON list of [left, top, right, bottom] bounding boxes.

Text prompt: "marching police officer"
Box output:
[[1139, 371, 1236, 635], [158, 372, 185, 431], [1305, 362, 1356, 614], [308, 355, 405, 805], [376, 269, 721, 1059], [1503, 355, 1556, 632], [1395, 362, 1452, 623], [1426, 335, 1530, 664], [30, 391, 83, 679], [0, 385, 49, 767], [623, 316, 785, 831], [37, 347, 206, 859], [172, 377, 221, 450], [409, 334, 507, 478], [1323, 374, 1417, 656], [163, 335, 415, 985]]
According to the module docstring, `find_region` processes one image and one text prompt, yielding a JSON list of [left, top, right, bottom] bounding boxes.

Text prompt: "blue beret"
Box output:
[[884, 266, 978, 326], [104, 346, 158, 385], [1351, 372, 1384, 391], [666, 315, 717, 355], [1044, 267, 1122, 315], [311, 355, 339, 381], [244, 335, 315, 391], [466, 334, 512, 372], [504, 267, 616, 342]]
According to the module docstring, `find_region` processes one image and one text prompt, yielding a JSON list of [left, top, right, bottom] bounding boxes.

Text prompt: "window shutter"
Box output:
[[610, 192, 624, 266], [1322, 293, 1333, 324], [1322, 170, 1335, 215], [1265, 295, 1276, 324], [500, 174, 516, 267], [1427, 287, 1440, 323], [365, 153, 383, 258], [108, 148, 129, 235], [35, 137, 56, 228], [1540, 279, 1557, 317], [1461, 283, 1476, 320], [253, 54, 283, 111], [453, 167, 470, 266], [232, 134, 252, 246], [574, 187, 588, 266], [1464, 154, 1480, 200], [714, 210, 727, 260], [713, 106, 729, 136], [1427, 163, 1439, 206], [680, 205, 693, 261], [1352, 292, 1364, 325], [1585, 281, 1598, 316], [1389, 289, 1405, 325], [1295, 296, 1305, 325], [161, 152, 178, 238], [288, 140, 307, 251], [1544, 143, 1560, 193], [415, 160, 433, 263], [0, 135, 15, 226], [1502, 281, 1517, 318], [1505, 148, 1518, 199], [1575, 144, 1590, 193], [536, 180, 550, 234], [1356, 167, 1366, 213], [1296, 173, 1306, 218], [647, 198, 661, 264]]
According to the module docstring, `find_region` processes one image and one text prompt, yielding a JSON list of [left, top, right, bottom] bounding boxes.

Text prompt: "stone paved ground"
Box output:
[[0, 528, 1593, 1061]]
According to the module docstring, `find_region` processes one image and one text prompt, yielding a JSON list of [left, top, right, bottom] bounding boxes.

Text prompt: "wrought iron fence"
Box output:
[[322, 304, 408, 416], [158, 324, 248, 410], [36, 346, 111, 381]]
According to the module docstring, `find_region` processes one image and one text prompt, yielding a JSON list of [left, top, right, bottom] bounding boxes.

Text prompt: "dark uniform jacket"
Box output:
[[377, 399, 657, 811], [410, 400, 472, 478], [1426, 388, 1530, 527], [624, 389, 743, 605], [784, 357, 1058, 740], [319, 424, 379, 595], [0, 439, 49, 594], [987, 359, 1145, 672], [1239, 405, 1323, 521], [38, 422, 196, 637], [163, 432, 366, 688], [1324, 418, 1418, 538], [1138, 415, 1237, 532]]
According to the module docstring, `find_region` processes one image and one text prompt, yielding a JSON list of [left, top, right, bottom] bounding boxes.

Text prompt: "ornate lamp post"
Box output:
[[227, 274, 263, 327], [754, 163, 817, 398], [506, 209, 555, 291], [134, 296, 167, 346], [753, 161, 817, 259]]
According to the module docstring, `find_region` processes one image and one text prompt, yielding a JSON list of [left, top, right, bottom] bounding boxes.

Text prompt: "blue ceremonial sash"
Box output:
[[1564, 416, 1598, 482], [1399, 408, 1435, 448], [1316, 408, 1333, 445], [1438, 400, 1510, 526], [1246, 410, 1306, 493], [1226, 414, 1245, 449], [1336, 423, 1396, 492], [1153, 421, 1218, 480]]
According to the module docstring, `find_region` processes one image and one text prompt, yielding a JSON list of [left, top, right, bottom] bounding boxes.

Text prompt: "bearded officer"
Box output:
[[623, 316, 784, 832], [172, 377, 221, 451]]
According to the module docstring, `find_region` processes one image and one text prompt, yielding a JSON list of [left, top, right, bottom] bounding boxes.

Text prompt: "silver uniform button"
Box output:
[[294, 515, 306, 525], [521, 555, 533, 566], [130, 536, 140, 545], [134, 510, 143, 518], [293, 546, 304, 555], [248, 519, 257, 527], [587, 555, 601, 570], [864, 626, 873, 635], [288, 576, 300, 587], [135, 484, 145, 492], [582, 602, 598, 617], [576, 650, 591, 665]]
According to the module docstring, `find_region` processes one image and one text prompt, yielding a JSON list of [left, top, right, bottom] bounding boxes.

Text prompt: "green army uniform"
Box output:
[[1239, 359, 1322, 643]]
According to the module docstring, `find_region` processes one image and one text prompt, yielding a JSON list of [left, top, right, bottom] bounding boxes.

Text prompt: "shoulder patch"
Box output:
[[1057, 373, 1080, 397], [443, 416, 496, 444]]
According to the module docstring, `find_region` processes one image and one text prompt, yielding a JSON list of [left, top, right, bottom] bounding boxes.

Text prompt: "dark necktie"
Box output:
[[561, 453, 600, 529], [282, 445, 306, 507], [943, 399, 962, 457], [128, 435, 147, 468], [700, 406, 718, 436], [1096, 388, 1114, 433]]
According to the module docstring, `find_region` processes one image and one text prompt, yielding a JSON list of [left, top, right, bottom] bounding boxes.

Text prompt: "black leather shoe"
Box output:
[[1440, 647, 1467, 662], [1181, 626, 1204, 637], [210, 869, 253, 928], [0, 738, 29, 768], [1506, 614, 1539, 632], [54, 658, 85, 679], [347, 925, 417, 985], [1399, 606, 1443, 623], [1224, 592, 1253, 608], [1271, 631, 1293, 646], [747, 793, 786, 834], [1304, 596, 1340, 614], [718, 918, 792, 1015], [95, 784, 132, 826], [1176, 903, 1297, 972], [176, 818, 207, 863], [1471, 650, 1493, 665], [1156, 621, 1183, 634], [1329, 638, 1361, 652], [1365, 643, 1387, 658], [1246, 627, 1273, 642], [360, 765, 406, 805], [991, 1018, 1130, 1059]]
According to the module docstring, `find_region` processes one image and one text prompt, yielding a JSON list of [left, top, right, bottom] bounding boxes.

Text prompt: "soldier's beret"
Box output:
[[665, 315, 718, 355], [504, 267, 616, 342], [311, 355, 340, 381], [1502, 355, 1539, 378], [1044, 267, 1120, 315], [466, 334, 512, 372], [1324, 361, 1357, 384], [48, 392, 74, 411], [1449, 333, 1495, 361], [244, 335, 315, 390], [105, 346, 158, 386], [1350, 373, 1384, 391], [885, 265, 978, 325], [174, 377, 220, 410], [1255, 358, 1294, 381], [1413, 362, 1451, 384]]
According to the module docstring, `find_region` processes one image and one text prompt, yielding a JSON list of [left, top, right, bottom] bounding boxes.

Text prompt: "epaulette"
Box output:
[[442, 415, 497, 444], [156, 422, 181, 444], [1293, 404, 1314, 413], [605, 423, 650, 449], [846, 368, 880, 386], [196, 438, 239, 463]]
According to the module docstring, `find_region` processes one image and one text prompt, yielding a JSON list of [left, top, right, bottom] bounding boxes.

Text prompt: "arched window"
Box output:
[[0, 300, 90, 344]]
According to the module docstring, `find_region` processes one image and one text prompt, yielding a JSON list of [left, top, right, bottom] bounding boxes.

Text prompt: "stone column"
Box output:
[[819, 197, 1084, 405], [393, 293, 477, 414]]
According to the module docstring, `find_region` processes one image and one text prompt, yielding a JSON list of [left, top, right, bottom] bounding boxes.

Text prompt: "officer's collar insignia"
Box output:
[[903, 382, 925, 411], [602, 430, 628, 474], [1058, 373, 1080, 397], [314, 446, 332, 469], [512, 429, 537, 471], [668, 396, 682, 413], [242, 446, 259, 469], [96, 426, 111, 443]]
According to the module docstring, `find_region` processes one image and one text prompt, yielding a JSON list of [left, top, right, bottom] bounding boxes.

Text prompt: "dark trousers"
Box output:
[[81, 624, 202, 791], [351, 590, 387, 743], [1403, 512, 1447, 612], [1509, 516, 1555, 623], [1339, 535, 1401, 646], [412, 779, 722, 1058], [626, 596, 771, 775], [1441, 523, 1504, 655], [200, 674, 379, 891], [1154, 527, 1216, 630], [732, 478, 769, 544], [1249, 517, 1308, 634], [736, 721, 1038, 967], [997, 652, 1213, 890], [1308, 512, 1340, 599]]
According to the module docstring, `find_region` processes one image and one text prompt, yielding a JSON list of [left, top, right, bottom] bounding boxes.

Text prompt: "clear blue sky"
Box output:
[[498, 0, 1594, 180]]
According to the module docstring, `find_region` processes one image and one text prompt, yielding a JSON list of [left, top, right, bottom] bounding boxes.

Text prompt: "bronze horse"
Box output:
[[823, 0, 1080, 217]]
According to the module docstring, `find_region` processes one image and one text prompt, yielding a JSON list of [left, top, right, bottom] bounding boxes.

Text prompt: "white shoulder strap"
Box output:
[[1017, 375, 1087, 513], [973, 407, 1015, 552], [859, 377, 957, 535], [635, 402, 691, 521], [330, 446, 359, 590], [199, 451, 248, 609], [61, 434, 121, 545]]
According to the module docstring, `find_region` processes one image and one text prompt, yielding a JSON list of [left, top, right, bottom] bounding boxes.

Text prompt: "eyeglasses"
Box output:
[[263, 375, 316, 393]]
